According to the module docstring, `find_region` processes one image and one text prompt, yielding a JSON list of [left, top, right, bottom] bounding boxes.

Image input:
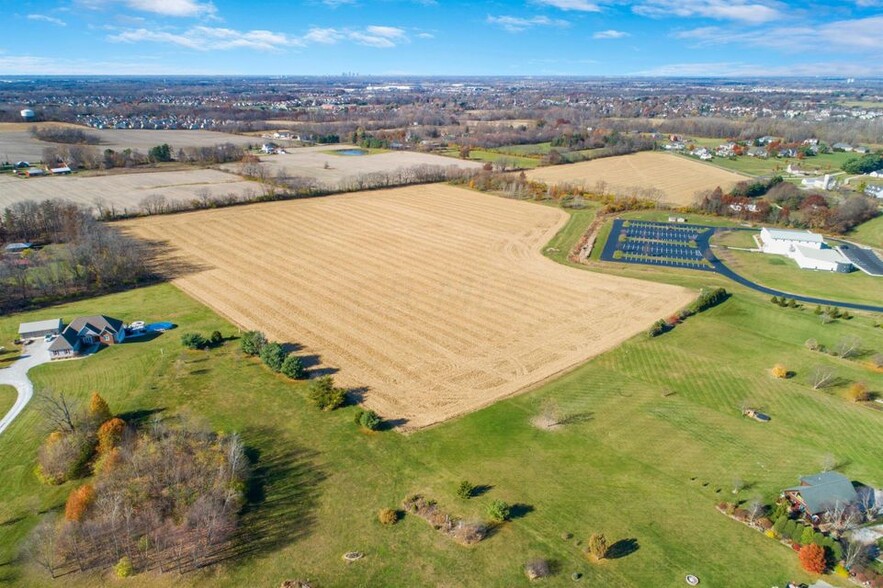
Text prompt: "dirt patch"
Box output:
[[121, 184, 692, 430]]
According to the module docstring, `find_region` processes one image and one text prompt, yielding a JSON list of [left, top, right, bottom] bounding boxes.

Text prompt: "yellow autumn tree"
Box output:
[[97, 417, 126, 455], [771, 364, 788, 379], [89, 392, 112, 423]]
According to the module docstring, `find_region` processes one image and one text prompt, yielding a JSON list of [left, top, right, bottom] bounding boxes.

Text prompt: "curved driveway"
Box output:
[[0, 340, 51, 437], [698, 230, 883, 313]]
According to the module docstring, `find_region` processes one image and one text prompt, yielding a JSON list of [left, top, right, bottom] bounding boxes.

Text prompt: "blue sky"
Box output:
[[1, 0, 882, 76]]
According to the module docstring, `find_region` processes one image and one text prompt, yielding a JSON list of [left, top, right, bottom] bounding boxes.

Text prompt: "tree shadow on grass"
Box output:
[[509, 503, 534, 520], [606, 538, 639, 559], [470, 485, 493, 498], [117, 407, 165, 426], [202, 426, 326, 570]]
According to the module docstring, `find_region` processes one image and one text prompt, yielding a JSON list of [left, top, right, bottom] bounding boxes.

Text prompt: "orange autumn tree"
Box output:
[[97, 418, 126, 455], [65, 484, 95, 522], [799, 544, 826, 574]]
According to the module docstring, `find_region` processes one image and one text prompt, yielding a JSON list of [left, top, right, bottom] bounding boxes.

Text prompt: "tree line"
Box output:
[[0, 200, 155, 313]]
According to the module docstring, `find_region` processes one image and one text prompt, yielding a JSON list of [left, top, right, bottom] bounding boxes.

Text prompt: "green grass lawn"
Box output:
[[541, 204, 598, 266], [0, 385, 15, 420], [712, 229, 759, 249], [849, 215, 883, 249], [682, 152, 854, 178], [0, 213, 881, 586], [717, 247, 883, 307]]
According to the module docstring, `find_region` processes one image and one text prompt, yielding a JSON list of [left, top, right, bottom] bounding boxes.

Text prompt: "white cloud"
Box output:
[[675, 16, 883, 52], [27, 14, 67, 26], [634, 0, 782, 24], [109, 24, 414, 51], [109, 26, 302, 51], [303, 27, 343, 44], [534, 0, 600, 11], [416, 32, 435, 39], [593, 29, 628, 39], [322, 0, 357, 6], [0, 54, 196, 75], [125, 0, 216, 17], [487, 15, 570, 33]]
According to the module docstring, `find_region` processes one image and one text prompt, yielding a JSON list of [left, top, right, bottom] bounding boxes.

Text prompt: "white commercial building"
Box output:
[[760, 228, 824, 255], [759, 227, 852, 272], [791, 246, 852, 272]]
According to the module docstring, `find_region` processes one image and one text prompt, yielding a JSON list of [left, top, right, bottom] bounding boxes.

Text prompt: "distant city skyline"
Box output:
[[1, 0, 882, 76]]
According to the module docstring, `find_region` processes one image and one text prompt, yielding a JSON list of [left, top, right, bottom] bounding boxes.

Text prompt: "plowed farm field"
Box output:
[[526, 151, 744, 206], [121, 185, 692, 429]]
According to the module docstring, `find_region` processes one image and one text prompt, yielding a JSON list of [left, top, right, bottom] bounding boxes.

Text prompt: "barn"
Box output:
[[17, 318, 63, 340]]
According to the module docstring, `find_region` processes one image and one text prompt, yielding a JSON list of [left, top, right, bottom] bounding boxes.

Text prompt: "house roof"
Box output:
[[67, 315, 123, 337], [48, 328, 80, 352], [18, 318, 62, 335], [793, 245, 850, 265], [4, 242, 32, 251], [761, 228, 824, 243], [785, 471, 858, 515]]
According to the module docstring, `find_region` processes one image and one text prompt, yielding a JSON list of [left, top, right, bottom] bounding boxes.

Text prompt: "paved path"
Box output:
[[0, 340, 51, 437]]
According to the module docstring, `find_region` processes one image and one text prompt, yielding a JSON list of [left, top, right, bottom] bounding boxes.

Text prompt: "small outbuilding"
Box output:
[[18, 318, 63, 340]]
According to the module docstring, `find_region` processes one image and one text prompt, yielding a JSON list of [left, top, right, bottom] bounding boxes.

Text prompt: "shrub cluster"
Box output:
[[487, 499, 511, 522], [354, 409, 382, 430], [307, 376, 346, 411], [240, 330, 308, 380], [649, 288, 728, 338], [770, 296, 799, 308], [181, 330, 223, 350]]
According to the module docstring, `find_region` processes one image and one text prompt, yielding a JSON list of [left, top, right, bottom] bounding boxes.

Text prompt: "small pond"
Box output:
[[334, 148, 369, 156]]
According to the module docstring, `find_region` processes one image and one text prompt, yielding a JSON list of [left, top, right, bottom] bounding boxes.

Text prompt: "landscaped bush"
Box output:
[[799, 543, 827, 574], [457, 480, 475, 500], [307, 376, 346, 411], [240, 330, 267, 355], [181, 333, 208, 350], [209, 330, 223, 346], [800, 525, 816, 546], [355, 409, 381, 430], [782, 519, 798, 540], [771, 364, 788, 378], [259, 342, 287, 372], [281, 354, 306, 379], [378, 508, 398, 525], [487, 500, 511, 522]]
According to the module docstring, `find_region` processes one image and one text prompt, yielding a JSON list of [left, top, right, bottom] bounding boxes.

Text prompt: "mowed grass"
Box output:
[[692, 151, 854, 177], [849, 214, 883, 249], [717, 247, 883, 307], [541, 204, 598, 266], [0, 385, 16, 420], [0, 218, 881, 586], [440, 148, 541, 169]]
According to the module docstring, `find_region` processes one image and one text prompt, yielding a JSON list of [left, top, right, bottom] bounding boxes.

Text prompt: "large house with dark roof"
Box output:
[[783, 471, 858, 520], [48, 315, 126, 359]]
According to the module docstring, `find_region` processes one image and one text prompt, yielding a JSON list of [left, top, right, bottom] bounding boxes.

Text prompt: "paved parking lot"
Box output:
[[601, 220, 714, 271]]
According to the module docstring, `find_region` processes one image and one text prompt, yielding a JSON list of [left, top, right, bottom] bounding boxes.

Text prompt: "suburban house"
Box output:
[[800, 174, 836, 191], [48, 315, 126, 359], [760, 228, 852, 272], [17, 318, 63, 340], [783, 472, 858, 518]]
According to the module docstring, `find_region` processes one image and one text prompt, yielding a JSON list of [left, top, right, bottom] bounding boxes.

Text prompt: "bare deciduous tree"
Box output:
[[809, 366, 836, 390], [38, 389, 78, 434], [833, 336, 862, 359]]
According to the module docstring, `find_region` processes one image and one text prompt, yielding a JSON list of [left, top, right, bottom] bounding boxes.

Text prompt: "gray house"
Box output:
[[783, 471, 858, 517], [48, 315, 126, 359]]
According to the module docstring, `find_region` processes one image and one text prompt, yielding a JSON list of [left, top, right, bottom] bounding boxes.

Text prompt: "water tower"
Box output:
[[20, 109, 35, 120]]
